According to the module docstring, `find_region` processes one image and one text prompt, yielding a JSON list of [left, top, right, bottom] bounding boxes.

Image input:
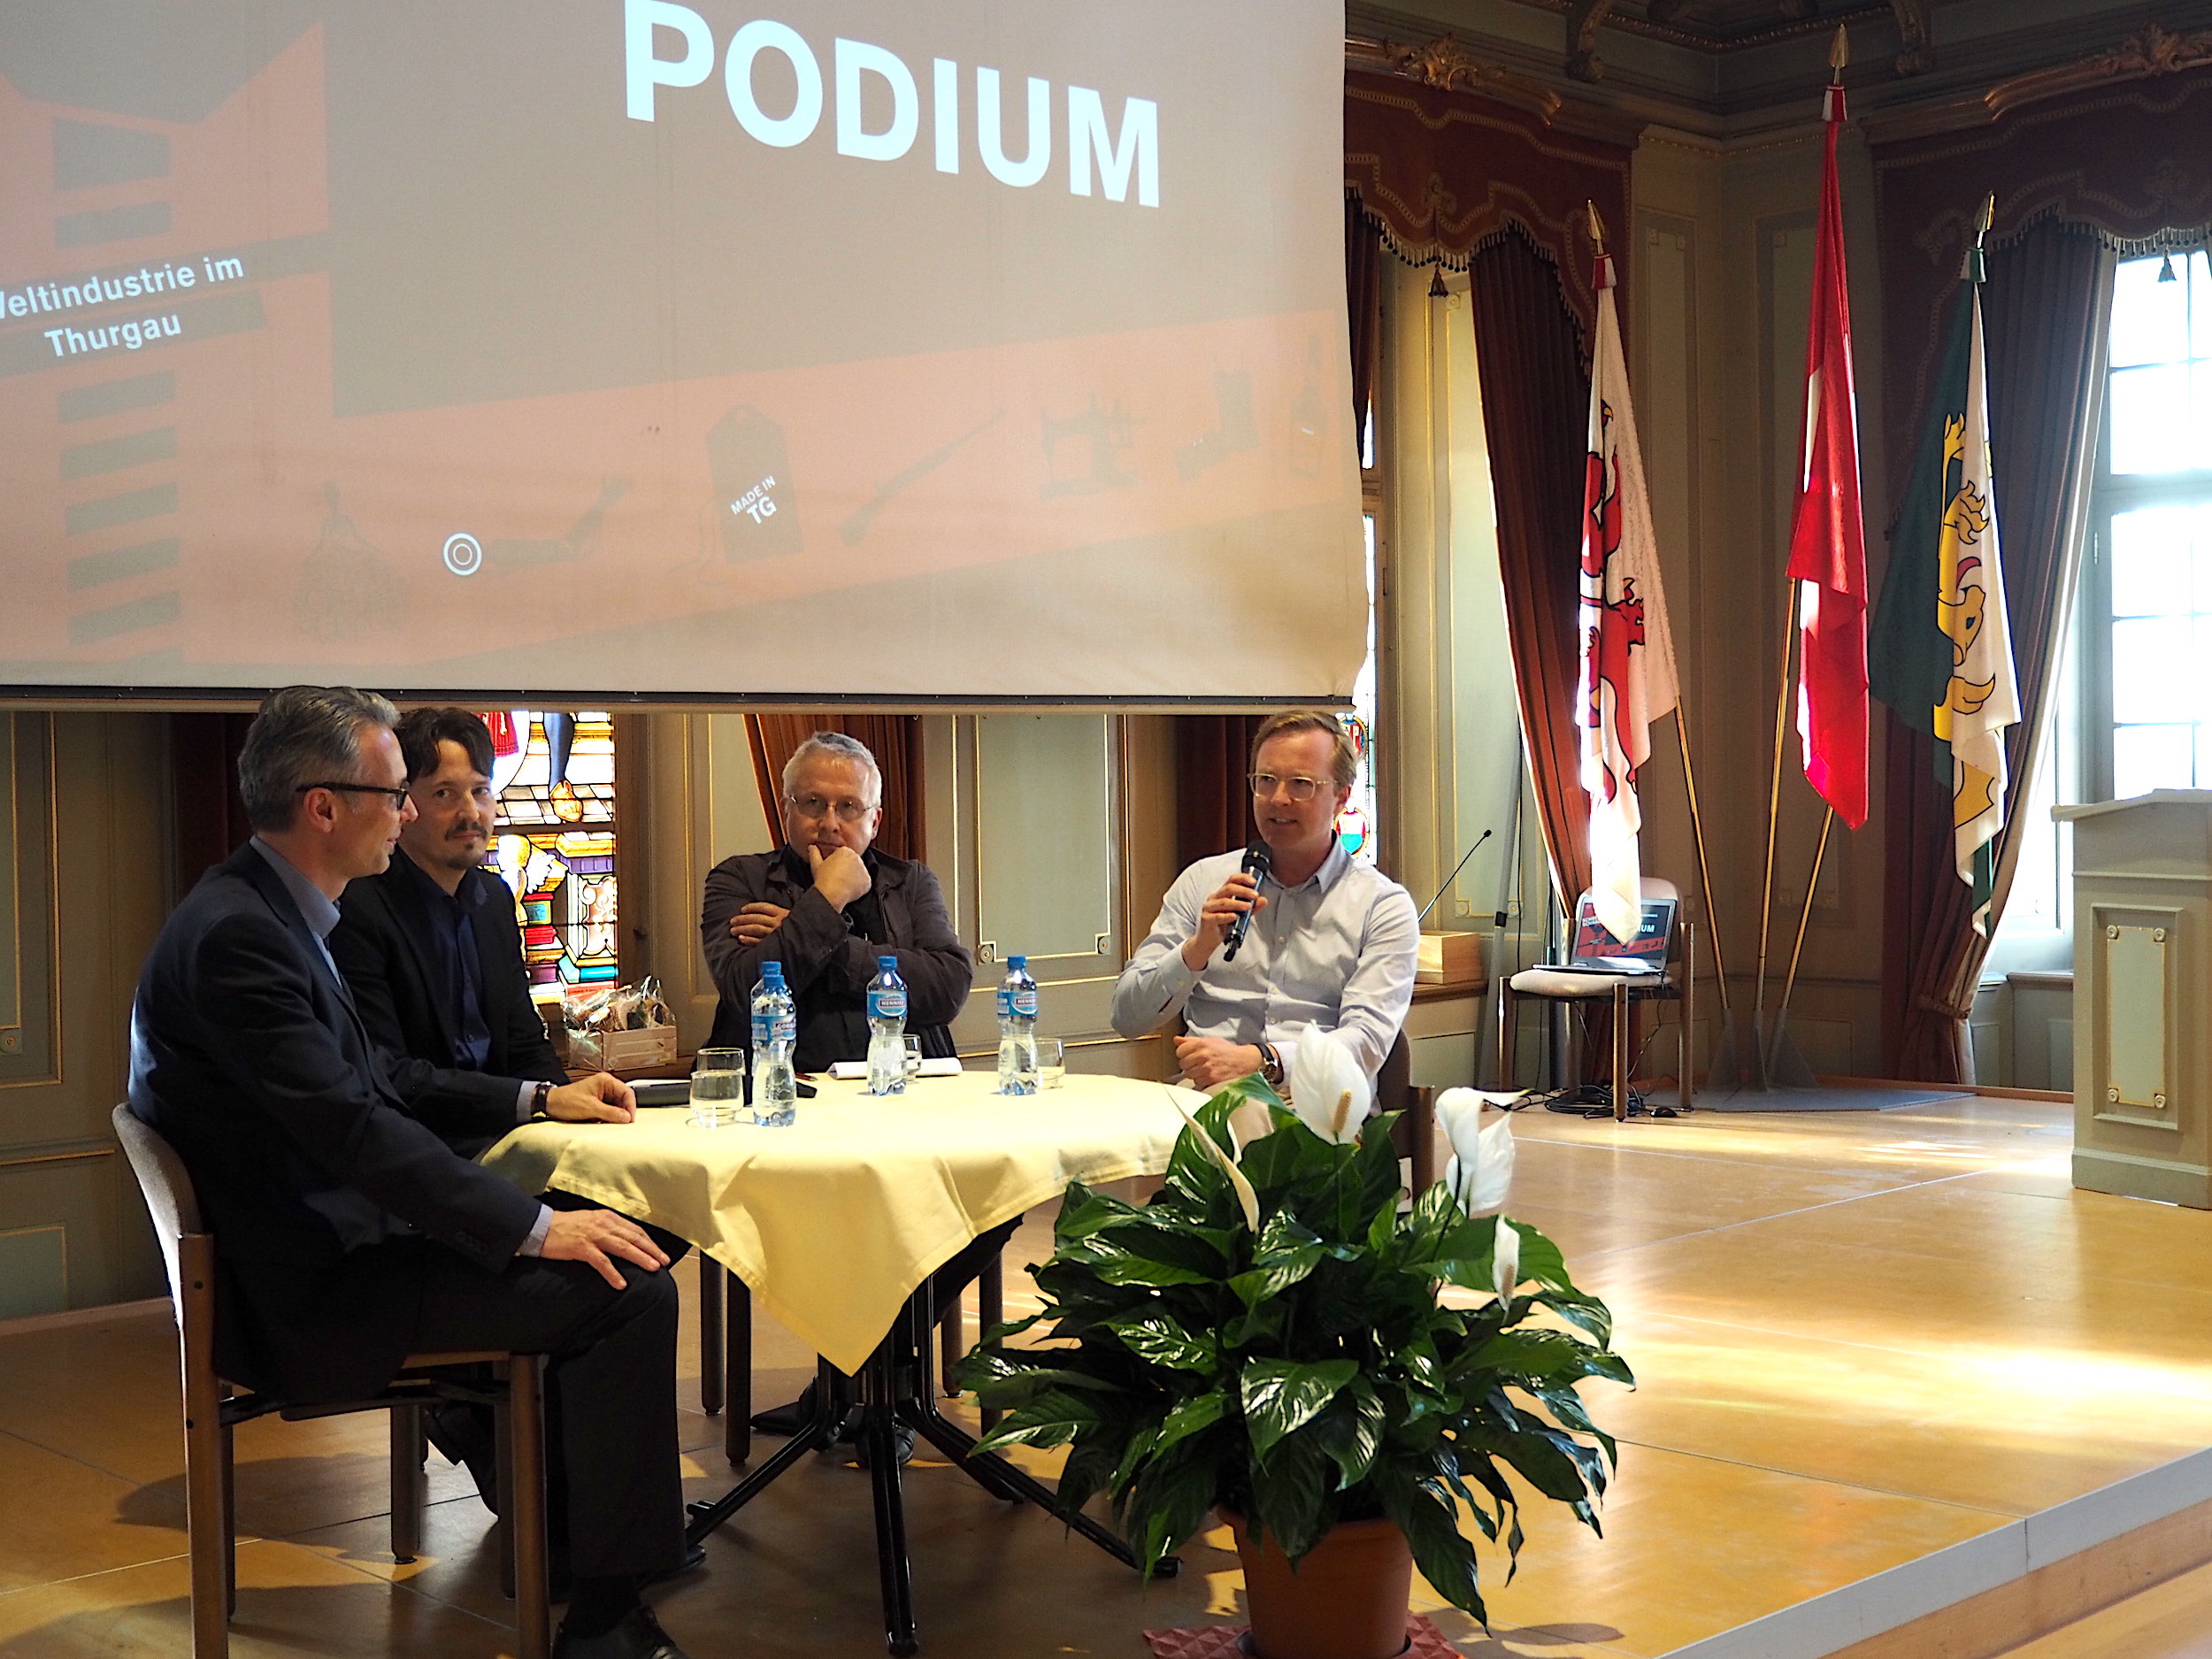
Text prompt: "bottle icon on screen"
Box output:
[[708, 406, 801, 562]]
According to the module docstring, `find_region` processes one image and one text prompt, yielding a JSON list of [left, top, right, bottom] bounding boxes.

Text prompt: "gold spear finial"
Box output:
[[1830, 24, 1848, 78], [1586, 199, 1607, 254], [1976, 192, 1995, 245]]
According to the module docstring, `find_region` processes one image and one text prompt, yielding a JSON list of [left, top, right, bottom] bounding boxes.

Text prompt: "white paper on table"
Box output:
[[826, 1058, 964, 1080]]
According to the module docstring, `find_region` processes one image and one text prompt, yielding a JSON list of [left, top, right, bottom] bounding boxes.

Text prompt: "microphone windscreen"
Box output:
[[1241, 839, 1271, 875]]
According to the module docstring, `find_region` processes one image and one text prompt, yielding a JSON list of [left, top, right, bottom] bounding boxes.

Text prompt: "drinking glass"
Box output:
[[1038, 1039, 1066, 1090], [902, 1034, 923, 1077], [688, 1048, 747, 1128]]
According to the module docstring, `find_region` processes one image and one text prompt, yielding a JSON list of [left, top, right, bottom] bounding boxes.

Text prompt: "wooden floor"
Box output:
[[4, 1093, 2212, 1657]]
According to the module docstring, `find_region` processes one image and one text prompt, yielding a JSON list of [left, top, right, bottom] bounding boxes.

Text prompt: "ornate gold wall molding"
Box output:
[[1985, 21, 2212, 119], [1344, 32, 1563, 122]]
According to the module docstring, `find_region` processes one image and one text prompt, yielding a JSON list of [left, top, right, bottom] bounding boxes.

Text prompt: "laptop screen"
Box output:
[[1568, 896, 1677, 971]]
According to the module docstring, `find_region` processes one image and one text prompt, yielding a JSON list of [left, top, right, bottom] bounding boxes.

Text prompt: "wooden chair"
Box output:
[[1375, 1028, 1440, 1194], [112, 1105, 552, 1659]]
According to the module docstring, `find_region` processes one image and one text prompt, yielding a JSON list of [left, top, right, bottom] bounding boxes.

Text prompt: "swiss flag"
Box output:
[[1786, 83, 1870, 830]]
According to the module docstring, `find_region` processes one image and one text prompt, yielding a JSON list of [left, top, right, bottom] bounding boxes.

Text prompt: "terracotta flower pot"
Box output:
[[1222, 1509, 1415, 1659]]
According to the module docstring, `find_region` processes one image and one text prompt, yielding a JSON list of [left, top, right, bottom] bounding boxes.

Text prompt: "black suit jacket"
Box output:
[[330, 856, 565, 1127], [128, 844, 542, 1401], [698, 847, 972, 1067]]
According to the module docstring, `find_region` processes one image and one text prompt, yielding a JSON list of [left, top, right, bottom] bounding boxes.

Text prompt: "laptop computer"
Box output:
[[1541, 895, 1678, 976]]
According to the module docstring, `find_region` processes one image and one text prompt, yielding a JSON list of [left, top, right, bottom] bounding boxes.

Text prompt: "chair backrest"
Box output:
[[1374, 1028, 1411, 1118], [112, 1102, 203, 1327]]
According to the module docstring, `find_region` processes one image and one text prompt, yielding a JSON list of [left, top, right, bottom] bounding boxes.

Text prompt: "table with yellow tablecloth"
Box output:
[[479, 1069, 1199, 1375]]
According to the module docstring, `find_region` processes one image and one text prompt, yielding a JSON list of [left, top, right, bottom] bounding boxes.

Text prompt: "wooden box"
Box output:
[[598, 1025, 679, 1071], [1416, 931, 1484, 986]]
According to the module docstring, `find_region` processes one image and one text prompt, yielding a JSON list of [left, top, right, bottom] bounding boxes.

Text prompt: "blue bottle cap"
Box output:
[[879, 955, 898, 969], [763, 961, 783, 984], [1009, 955, 1025, 970]]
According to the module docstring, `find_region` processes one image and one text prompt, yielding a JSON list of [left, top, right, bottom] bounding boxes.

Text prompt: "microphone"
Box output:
[[1222, 840, 1271, 961], [1415, 828, 1494, 926]]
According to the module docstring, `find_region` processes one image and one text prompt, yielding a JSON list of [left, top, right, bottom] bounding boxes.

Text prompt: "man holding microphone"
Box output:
[[1113, 710, 1419, 1094]]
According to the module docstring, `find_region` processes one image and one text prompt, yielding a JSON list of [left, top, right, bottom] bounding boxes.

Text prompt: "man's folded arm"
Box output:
[[194, 913, 543, 1267]]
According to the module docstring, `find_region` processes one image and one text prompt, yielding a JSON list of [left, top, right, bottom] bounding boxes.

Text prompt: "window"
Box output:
[[480, 710, 620, 990], [1341, 403, 1381, 862], [2089, 250, 2212, 800]]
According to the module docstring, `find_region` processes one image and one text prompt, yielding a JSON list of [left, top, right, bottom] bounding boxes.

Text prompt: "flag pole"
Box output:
[[1746, 576, 1795, 1087], [1767, 804, 1833, 1075]]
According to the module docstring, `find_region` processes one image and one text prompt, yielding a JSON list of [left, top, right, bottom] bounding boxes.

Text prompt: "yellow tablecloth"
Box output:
[[479, 1070, 1199, 1373]]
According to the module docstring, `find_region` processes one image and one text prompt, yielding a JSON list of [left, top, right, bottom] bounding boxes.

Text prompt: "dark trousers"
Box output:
[[406, 1243, 685, 1580]]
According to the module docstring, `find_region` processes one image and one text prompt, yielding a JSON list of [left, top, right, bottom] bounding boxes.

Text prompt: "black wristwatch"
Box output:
[[530, 1080, 553, 1116], [1259, 1043, 1284, 1087]]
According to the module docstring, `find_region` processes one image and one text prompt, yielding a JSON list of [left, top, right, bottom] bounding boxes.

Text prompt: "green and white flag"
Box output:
[[1870, 248, 2020, 933]]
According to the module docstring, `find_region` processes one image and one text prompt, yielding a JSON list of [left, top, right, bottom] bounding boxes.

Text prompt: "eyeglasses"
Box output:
[[1249, 772, 1325, 803], [785, 794, 874, 823], [296, 780, 411, 807]]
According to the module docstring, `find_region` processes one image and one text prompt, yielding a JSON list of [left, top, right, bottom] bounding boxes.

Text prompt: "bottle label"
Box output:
[[1012, 989, 1038, 1018], [995, 987, 1012, 1018], [868, 988, 907, 1019], [773, 1012, 795, 1044], [751, 1013, 772, 1048]]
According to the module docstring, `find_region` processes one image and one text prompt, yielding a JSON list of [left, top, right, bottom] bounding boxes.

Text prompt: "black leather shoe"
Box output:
[[748, 1378, 816, 1435], [551, 1605, 693, 1659], [422, 1402, 499, 1516], [548, 1544, 707, 1603]]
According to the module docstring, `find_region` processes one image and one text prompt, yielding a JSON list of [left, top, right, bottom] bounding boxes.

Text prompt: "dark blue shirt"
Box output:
[[397, 850, 495, 1072]]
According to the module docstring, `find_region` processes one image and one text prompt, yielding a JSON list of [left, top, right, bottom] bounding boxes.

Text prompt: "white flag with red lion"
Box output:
[[1579, 252, 1680, 944]]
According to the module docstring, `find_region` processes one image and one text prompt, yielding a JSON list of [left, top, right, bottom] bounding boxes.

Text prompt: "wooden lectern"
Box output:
[[2055, 791, 2212, 1208]]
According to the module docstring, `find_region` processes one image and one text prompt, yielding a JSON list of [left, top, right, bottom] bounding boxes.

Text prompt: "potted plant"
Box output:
[[957, 1049, 1631, 1659]]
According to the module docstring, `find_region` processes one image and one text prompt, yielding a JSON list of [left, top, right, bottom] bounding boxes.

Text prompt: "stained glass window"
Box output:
[[479, 710, 620, 990], [1337, 509, 1379, 862]]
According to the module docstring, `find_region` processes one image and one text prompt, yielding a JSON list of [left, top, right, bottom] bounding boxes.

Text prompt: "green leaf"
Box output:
[[1064, 1234, 1217, 1287], [1150, 1390, 1230, 1458], [1241, 1358, 1359, 1461], [1245, 1429, 1334, 1561], [1372, 1465, 1487, 1624], [1306, 1379, 1387, 1490], [1125, 1439, 1228, 1574], [1105, 1310, 1220, 1371], [972, 1386, 1104, 1454], [1227, 1242, 1325, 1308]]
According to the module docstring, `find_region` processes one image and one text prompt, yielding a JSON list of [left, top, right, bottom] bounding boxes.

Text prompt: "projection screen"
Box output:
[[0, 2, 1362, 702]]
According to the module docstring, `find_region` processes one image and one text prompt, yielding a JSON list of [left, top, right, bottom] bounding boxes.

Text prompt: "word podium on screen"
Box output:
[[0, 0, 1359, 703]]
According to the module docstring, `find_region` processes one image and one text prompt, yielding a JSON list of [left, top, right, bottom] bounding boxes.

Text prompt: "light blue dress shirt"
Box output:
[[1111, 841, 1420, 1081]]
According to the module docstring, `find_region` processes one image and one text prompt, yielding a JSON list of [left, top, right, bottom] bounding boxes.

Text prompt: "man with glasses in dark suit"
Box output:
[[128, 686, 696, 1659]]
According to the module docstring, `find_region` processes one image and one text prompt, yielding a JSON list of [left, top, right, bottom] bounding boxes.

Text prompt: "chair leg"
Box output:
[[219, 1415, 237, 1617], [698, 1257, 725, 1417], [504, 1356, 552, 1659], [1495, 986, 1514, 1091], [495, 1392, 515, 1601], [937, 1285, 961, 1397], [389, 1404, 426, 1563], [1611, 980, 1630, 1123], [184, 1372, 229, 1656], [724, 1275, 751, 1467], [1681, 922, 1697, 1111], [978, 1255, 1004, 1434]]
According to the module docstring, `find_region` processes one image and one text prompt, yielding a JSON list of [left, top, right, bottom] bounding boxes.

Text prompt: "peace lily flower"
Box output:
[[1492, 1216, 1523, 1303], [1284, 1035, 1370, 1145], [1434, 1087, 1517, 1217], [1165, 1089, 1262, 1231]]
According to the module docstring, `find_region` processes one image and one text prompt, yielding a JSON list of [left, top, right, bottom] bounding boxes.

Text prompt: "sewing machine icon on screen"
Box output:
[[1040, 394, 1138, 500]]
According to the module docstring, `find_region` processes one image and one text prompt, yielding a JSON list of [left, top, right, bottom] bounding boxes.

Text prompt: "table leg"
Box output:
[[684, 1356, 841, 1546], [862, 1340, 919, 1656], [976, 1255, 1003, 1434], [698, 1257, 724, 1417], [725, 1274, 751, 1467]]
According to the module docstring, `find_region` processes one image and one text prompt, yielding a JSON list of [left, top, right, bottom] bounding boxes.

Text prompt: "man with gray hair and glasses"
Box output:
[[129, 686, 697, 1659], [700, 730, 971, 1070]]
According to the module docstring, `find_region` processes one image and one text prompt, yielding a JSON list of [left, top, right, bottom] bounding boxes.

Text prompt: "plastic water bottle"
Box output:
[[996, 955, 1039, 1095], [751, 962, 797, 1126], [865, 956, 908, 1095]]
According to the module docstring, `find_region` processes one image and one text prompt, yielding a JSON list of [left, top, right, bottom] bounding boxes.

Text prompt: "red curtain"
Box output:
[[1342, 70, 1632, 340], [744, 714, 926, 863], [1347, 194, 1383, 443], [1878, 223, 2111, 1079], [170, 713, 255, 895], [1173, 715, 1268, 872], [1468, 228, 1594, 911]]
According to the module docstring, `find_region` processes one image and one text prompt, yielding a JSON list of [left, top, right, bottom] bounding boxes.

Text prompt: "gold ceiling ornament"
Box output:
[[1985, 20, 2212, 119], [1345, 32, 1564, 120]]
